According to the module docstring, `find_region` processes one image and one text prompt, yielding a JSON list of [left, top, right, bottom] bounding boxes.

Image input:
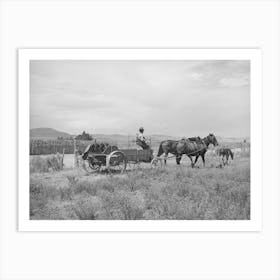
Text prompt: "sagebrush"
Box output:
[[30, 155, 250, 220]]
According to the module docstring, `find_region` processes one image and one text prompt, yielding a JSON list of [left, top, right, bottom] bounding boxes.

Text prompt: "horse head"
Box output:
[[207, 133, 219, 146]]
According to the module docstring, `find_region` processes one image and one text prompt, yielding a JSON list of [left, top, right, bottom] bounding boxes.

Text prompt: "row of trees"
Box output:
[[30, 132, 94, 155], [75, 131, 93, 141], [30, 139, 91, 155], [57, 131, 93, 141]]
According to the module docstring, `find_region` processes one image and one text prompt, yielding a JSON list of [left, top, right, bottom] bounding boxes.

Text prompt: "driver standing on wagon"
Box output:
[[136, 127, 150, 150]]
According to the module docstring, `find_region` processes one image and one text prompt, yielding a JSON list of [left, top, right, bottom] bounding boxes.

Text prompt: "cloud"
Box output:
[[187, 72, 203, 80], [219, 76, 250, 88], [30, 60, 250, 137]]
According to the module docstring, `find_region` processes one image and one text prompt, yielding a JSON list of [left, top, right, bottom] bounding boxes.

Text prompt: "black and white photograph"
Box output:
[[17, 48, 262, 231], [28, 54, 251, 221], [2, 1, 280, 279]]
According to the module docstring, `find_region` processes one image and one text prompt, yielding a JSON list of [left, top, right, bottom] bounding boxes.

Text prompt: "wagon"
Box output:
[[81, 145, 160, 173]]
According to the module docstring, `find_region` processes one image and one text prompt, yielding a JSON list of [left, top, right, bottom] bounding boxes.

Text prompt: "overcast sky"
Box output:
[[30, 60, 250, 138]]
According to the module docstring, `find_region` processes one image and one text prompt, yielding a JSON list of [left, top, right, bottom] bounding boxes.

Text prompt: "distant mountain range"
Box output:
[[30, 127, 249, 143], [30, 128, 71, 138]]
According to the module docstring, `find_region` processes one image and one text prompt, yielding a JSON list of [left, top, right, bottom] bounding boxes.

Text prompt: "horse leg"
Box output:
[[188, 156, 194, 167], [226, 154, 229, 165], [176, 154, 182, 165], [193, 155, 199, 168], [164, 152, 168, 165], [201, 154, 205, 167]]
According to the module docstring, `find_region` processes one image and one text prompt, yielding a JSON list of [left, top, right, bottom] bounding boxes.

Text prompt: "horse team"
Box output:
[[157, 133, 234, 167]]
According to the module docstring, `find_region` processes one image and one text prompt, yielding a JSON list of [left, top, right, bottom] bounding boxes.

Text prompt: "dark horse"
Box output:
[[156, 139, 179, 165], [217, 148, 234, 165], [157, 133, 218, 167], [176, 134, 219, 167]]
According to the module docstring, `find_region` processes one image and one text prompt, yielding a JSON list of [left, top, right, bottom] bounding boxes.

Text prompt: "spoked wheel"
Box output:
[[107, 151, 127, 173], [81, 159, 101, 174], [151, 157, 163, 168]]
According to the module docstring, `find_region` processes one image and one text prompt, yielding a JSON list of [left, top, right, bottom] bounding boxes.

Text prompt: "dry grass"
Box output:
[[30, 153, 250, 220], [30, 154, 64, 173]]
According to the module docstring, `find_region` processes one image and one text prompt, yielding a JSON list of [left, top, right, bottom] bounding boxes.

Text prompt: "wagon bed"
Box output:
[[119, 149, 153, 163], [82, 147, 155, 173]]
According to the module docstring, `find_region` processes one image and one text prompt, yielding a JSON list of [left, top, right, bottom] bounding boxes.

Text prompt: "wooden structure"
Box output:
[[82, 147, 155, 173]]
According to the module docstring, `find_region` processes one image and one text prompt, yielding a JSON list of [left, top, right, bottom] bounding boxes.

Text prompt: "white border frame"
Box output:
[[18, 48, 262, 232]]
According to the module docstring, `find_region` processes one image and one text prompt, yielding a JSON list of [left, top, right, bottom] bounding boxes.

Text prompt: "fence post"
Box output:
[[74, 137, 79, 168]]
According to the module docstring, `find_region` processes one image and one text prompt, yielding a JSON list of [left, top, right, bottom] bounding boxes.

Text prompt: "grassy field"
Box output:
[[30, 151, 250, 220]]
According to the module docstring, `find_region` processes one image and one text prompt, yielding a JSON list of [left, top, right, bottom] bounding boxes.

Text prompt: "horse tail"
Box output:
[[157, 142, 164, 157], [230, 150, 234, 160]]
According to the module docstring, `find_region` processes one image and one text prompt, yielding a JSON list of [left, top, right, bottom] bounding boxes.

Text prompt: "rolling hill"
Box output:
[[30, 128, 71, 139]]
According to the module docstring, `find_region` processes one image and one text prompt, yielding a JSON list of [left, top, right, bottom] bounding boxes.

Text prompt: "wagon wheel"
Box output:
[[81, 159, 101, 174], [107, 151, 127, 173], [151, 157, 163, 168]]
